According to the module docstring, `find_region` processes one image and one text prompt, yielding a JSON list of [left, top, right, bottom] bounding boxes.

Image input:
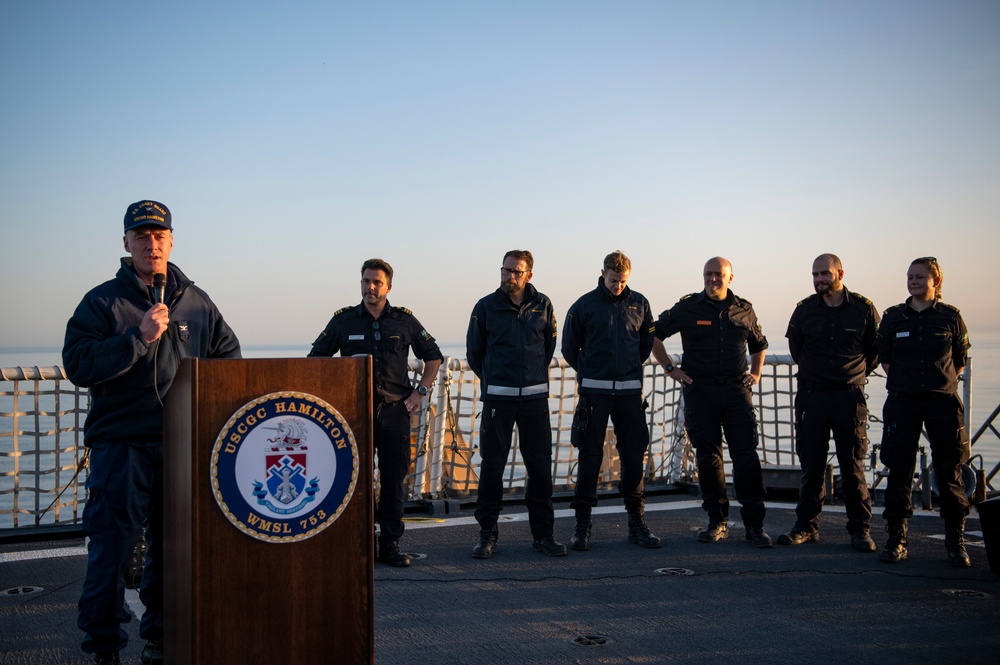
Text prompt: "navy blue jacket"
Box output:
[[562, 279, 654, 396], [63, 258, 242, 445], [466, 284, 556, 401]]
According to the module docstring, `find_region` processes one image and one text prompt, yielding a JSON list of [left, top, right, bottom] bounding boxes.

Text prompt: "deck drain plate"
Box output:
[[571, 634, 613, 647], [942, 589, 992, 599], [2, 586, 43, 597], [655, 567, 695, 576]]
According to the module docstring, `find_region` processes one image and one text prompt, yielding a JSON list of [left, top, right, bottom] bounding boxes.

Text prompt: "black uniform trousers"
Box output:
[[78, 442, 163, 656], [475, 399, 555, 539], [881, 392, 970, 523], [571, 393, 649, 512], [682, 381, 767, 527], [793, 385, 872, 534], [374, 399, 412, 543]]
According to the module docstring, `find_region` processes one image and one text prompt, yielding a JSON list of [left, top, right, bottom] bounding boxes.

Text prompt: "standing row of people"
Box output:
[[458, 251, 748, 555], [776, 253, 971, 569], [453, 249, 972, 570], [461, 250, 777, 558], [63, 200, 974, 664]]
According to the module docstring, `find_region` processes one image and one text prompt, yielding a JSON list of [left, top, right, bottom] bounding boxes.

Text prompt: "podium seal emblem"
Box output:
[[211, 392, 359, 543]]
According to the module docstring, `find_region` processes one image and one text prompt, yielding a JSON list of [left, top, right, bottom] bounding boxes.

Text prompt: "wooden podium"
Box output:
[[163, 357, 374, 664]]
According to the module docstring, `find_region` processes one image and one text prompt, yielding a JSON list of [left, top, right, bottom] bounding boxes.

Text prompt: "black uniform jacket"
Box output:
[[786, 288, 880, 386], [309, 301, 443, 403], [878, 298, 969, 395], [466, 283, 556, 401], [654, 290, 768, 378], [562, 278, 654, 396]]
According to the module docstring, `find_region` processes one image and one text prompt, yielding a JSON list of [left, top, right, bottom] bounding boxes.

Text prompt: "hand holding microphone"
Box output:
[[140, 273, 170, 344], [152, 272, 166, 305]]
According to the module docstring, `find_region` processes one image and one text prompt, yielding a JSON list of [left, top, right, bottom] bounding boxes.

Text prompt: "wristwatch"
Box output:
[[664, 364, 675, 373], [416, 385, 428, 396]]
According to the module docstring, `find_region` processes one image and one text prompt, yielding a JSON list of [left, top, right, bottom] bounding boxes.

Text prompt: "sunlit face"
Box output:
[[907, 263, 938, 300], [499, 257, 532, 296], [123, 227, 173, 282], [602, 269, 629, 297], [360, 269, 392, 307], [703, 258, 733, 301], [812, 258, 844, 296]]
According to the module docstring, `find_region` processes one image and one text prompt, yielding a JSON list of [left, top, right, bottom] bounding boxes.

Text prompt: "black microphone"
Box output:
[[152, 273, 166, 305]]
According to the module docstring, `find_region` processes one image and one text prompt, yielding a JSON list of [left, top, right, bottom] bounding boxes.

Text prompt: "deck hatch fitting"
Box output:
[[655, 567, 695, 576]]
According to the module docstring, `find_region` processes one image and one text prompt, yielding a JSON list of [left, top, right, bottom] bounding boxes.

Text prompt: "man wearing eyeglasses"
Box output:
[[562, 250, 659, 551], [777, 253, 880, 553], [309, 258, 442, 567], [466, 250, 567, 558]]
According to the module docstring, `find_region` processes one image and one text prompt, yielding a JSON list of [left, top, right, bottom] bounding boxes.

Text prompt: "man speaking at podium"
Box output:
[[63, 200, 242, 665]]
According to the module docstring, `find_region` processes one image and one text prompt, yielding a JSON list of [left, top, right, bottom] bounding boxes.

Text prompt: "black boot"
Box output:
[[879, 520, 908, 563], [627, 509, 662, 549], [472, 526, 498, 559], [945, 518, 972, 568], [570, 506, 592, 551], [140, 639, 163, 665], [378, 539, 411, 567], [850, 527, 876, 553], [745, 525, 773, 549]]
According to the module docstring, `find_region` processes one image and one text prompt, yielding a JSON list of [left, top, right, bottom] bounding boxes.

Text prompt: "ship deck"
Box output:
[[1, 494, 998, 664]]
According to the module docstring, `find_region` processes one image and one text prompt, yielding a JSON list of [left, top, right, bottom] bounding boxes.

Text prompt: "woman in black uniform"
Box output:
[[877, 257, 972, 567]]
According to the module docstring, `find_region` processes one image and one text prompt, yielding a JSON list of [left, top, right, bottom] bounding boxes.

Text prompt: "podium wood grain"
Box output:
[[164, 357, 374, 664]]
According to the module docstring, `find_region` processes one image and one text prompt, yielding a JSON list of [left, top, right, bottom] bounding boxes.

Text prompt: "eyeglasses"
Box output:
[[373, 320, 381, 342], [500, 268, 527, 278], [915, 256, 938, 264]]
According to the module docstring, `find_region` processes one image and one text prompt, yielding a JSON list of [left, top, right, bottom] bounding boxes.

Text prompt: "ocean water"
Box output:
[[3, 341, 999, 471]]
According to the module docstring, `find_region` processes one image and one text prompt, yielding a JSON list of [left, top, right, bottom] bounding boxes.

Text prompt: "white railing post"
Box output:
[[964, 355, 973, 433], [424, 358, 452, 499]]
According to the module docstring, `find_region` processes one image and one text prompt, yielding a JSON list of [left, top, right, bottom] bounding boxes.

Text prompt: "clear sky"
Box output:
[[2, 1, 998, 352]]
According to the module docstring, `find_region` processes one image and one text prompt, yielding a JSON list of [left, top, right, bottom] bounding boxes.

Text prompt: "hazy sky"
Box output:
[[2, 1, 998, 352]]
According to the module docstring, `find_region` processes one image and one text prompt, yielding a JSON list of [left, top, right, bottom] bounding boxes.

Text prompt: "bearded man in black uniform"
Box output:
[[466, 250, 567, 559], [778, 253, 880, 553], [309, 258, 442, 567]]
